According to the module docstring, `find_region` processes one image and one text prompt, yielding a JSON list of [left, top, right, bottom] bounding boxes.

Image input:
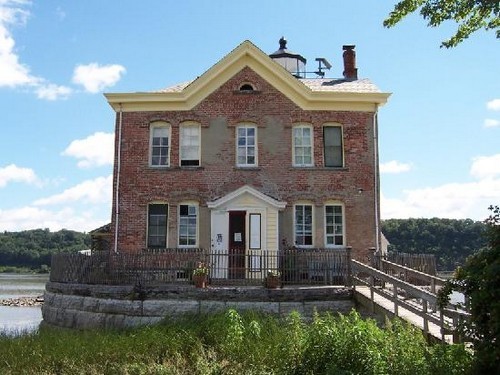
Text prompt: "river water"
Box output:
[[0, 273, 48, 335]]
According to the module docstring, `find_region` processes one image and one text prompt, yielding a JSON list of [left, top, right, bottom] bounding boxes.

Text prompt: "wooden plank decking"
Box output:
[[354, 285, 453, 343]]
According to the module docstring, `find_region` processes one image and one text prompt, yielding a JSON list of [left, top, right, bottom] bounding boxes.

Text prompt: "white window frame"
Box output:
[[323, 124, 344, 168], [179, 122, 201, 167], [236, 123, 258, 167], [292, 124, 314, 167], [178, 202, 198, 247], [147, 203, 168, 248], [149, 122, 171, 167], [324, 203, 345, 248], [293, 203, 314, 247]]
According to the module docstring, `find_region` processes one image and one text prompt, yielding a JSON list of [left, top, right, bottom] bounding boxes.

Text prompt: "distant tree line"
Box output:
[[382, 218, 487, 271], [0, 229, 91, 269]]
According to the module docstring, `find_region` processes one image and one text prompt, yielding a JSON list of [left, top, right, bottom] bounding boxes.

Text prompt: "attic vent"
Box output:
[[239, 83, 255, 91]]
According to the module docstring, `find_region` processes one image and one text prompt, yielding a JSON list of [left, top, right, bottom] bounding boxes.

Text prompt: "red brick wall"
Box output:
[[111, 67, 378, 261]]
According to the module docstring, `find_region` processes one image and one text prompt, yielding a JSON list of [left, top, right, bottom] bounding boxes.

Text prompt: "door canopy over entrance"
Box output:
[[207, 185, 286, 210]]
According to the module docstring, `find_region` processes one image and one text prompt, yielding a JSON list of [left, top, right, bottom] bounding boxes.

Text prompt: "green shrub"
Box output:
[[0, 309, 473, 375]]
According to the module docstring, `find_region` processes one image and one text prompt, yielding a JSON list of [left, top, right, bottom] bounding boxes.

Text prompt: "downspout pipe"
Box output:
[[373, 107, 381, 254], [113, 104, 123, 254]]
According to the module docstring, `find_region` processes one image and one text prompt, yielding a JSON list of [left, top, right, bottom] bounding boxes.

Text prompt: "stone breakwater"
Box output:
[[42, 282, 354, 330], [0, 296, 44, 307]]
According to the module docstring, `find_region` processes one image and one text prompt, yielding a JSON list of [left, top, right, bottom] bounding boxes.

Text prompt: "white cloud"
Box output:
[[382, 180, 500, 220], [0, 174, 112, 232], [0, 0, 39, 87], [380, 160, 411, 174], [470, 154, 500, 180], [0, 205, 109, 232], [381, 154, 500, 221], [486, 98, 500, 111], [0, 163, 38, 187], [72, 63, 125, 93], [62, 132, 114, 168], [35, 83, 72, 100], [484, 118, 500, 128], [34, 175, 112, 206]]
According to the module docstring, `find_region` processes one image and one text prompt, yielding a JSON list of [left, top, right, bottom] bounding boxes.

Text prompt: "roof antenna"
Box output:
[[314, 58, 332, 78]]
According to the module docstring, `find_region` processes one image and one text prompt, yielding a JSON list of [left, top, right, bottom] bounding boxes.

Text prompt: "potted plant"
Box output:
[[192, 262, 209, 288], [265, 270, 281, 289]]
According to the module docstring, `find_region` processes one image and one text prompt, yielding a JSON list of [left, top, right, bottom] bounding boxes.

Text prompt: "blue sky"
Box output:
[[0, 0, 499, 232]]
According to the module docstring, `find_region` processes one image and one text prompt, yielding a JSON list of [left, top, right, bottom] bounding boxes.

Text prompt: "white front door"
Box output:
[[210, 210, 228, 278]]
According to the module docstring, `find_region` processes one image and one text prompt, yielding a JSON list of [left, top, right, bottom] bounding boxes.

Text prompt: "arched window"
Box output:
[[178, 202, 198, 247], [239, 83, 255, 91], [236, 123, 258, 167], [292, 124, 314, 167], [323, 124, 344, 168], [294, 202, 314, 247], [324, 202, 345, 247], [180, 122, 201, 166], [149, 121, 171, 167], [147, 203, 168, 248]]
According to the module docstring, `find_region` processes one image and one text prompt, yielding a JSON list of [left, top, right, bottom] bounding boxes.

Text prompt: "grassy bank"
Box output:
[[0, 310, 471, 375], [0, 265, 49, 274]]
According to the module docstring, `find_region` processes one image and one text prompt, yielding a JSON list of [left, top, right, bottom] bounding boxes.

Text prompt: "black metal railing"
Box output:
[[50, 247, 351, 287]]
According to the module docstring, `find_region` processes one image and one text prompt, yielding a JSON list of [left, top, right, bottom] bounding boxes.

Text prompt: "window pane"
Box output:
[[325, 205, 343, 246], [180, 125, 200, 166], [324, 127, 343, 167], [151, 126, 169, 166], [237, 126, 257, 166], [178, 204, 197, 247], [148, 204, 168, 248], [295, 205, 313, 246], [294, 126, 313, 166]]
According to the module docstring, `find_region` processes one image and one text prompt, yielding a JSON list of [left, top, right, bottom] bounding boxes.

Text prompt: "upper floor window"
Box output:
[[148, 203, 168, 248], [180, 123, 200, 166], [236, 124, 257, 167], [150, 122, 170, 167], [178, 203, 198, 247], [323, 125, 343, 167], [293, 125, 313, 167], [325, 204, 344, 247], [294, 204, 313, 246]]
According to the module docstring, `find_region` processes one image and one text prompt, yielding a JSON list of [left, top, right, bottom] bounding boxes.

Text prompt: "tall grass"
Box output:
[[0, 310, 472, 375]]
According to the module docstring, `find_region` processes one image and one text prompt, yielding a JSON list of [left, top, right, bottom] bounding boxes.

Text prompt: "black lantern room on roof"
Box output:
[[269, 37, 307, 78]]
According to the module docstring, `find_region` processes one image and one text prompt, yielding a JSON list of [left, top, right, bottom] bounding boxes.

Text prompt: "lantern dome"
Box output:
[[269, 37, 306, 78]]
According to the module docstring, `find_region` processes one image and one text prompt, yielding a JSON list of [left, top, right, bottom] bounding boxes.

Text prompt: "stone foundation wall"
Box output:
[[42, 282, 354, 330]]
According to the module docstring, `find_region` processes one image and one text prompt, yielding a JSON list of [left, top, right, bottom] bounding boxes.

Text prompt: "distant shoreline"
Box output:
[[0, 296, 44, 307]]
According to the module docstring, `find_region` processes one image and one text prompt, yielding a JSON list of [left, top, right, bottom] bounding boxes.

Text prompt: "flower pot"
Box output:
[[193, 274, 208, 288], [266, 276, 281, 289]]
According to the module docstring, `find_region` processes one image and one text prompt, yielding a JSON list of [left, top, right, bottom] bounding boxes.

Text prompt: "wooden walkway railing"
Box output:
[[351, 259, 470, 343]]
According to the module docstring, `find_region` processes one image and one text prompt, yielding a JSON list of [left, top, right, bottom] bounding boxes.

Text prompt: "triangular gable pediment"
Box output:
[[207, 185, 286, 210], [105, 40, 389, 112]]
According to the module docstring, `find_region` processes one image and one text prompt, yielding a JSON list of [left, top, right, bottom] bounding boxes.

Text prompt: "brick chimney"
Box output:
[[342, 45, 358, 80]]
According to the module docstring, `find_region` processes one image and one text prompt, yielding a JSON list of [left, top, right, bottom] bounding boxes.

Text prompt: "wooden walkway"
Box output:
[[354, 285, 452, 343], [351, 259, 469, 344]]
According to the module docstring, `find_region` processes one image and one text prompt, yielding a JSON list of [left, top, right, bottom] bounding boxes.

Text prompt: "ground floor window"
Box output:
[[294, 204, 313, 246], [178, 204, 197, 246], [148, 204, 168, 248], [325, 204, 344, 246]]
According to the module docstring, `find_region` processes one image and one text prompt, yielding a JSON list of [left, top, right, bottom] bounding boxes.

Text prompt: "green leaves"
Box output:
[[384, 0, 500, 47], [438, 205, 500, 373]]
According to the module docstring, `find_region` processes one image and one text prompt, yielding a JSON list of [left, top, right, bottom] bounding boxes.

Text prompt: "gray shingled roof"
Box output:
[[156, 77, 381, 94], [299, 78, 381, 93]]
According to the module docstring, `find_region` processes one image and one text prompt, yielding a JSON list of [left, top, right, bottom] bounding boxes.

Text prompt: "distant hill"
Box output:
[[0, 229, 91, 269], [382, 218, 487, 271], [0, 220, 487, 272]]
